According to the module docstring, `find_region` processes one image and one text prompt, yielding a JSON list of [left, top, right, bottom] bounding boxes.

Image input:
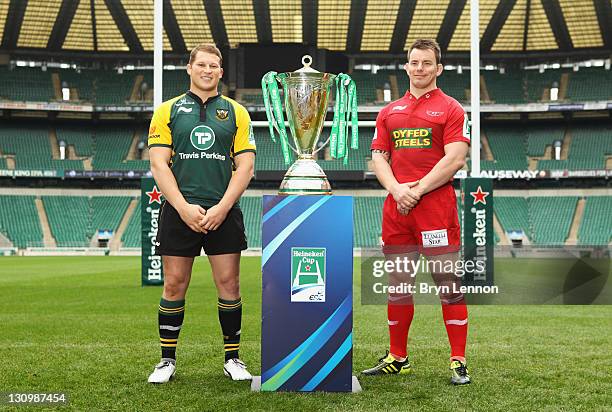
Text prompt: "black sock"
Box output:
[[218, 297, 242, 361], [158, 298, 185, 361]]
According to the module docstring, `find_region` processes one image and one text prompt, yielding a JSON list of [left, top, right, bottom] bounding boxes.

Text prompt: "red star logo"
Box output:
[[470, 186, 489, 205], [305, 265, 311, 271], [146, 186, 163, 204]]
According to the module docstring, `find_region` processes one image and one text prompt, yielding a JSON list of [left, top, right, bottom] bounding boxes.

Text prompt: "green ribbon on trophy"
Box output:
[[261, 55, 359, 195], [329, 73, 359, 165], [261, 71, 292, 165]]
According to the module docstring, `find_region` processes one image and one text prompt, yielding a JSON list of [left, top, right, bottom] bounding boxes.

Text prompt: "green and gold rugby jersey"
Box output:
[[148, 91, 256, 208]]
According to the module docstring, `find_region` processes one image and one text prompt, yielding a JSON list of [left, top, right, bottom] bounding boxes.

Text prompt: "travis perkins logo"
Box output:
[[392, 128, 432, 149], [470, 186, 490, 281]]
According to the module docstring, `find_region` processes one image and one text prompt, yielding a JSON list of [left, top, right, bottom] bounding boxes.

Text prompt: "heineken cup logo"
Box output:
[[291, 247, 326, 302]]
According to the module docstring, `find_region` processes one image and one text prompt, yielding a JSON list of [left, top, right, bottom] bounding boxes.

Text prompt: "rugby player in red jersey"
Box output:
[[362, 39, 472, 385]]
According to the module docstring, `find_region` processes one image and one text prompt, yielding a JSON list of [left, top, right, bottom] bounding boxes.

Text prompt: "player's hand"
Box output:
[[178, 203, 208, 233], [397, 202, 411, 215], [392, 181, 421, 209], [200, 204, 230, 231]]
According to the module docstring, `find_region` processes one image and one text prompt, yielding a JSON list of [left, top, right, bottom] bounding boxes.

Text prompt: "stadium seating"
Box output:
[[254, 127, 371, 172], [121, 198, 141, 248], [58, 69, 94, 102], [351, 71, 390, 105], [494, 197, 531, 237], [578, 197, 612, 245], [0, 194, 602, 250], [528, 197, 577, 245], [540, 125, 612, 170], [43, 196, 132, 247], [566, 126, 611, 170], [482, 127, 529, 170], [566, 67, 612, 102], [92, 70, 136, 105], [56, 125, 94, 157], [524, 69, 566, 102], [0, 67, 54, 102], [239, 92, 264, 106], [0, 157, 6, 169], [483, 71, 526, 104], [0, 125, 83, 170], [437, 70, 469, 102], [240, 197, 262, 248], [92, 127, 134, 170], [526, 125, 565, 157], [43, 196, 91, 247], [0, 195, 44, 248], [91, 197, 131, 233], [141, 70, 189, 101], [354, 196, 384, 247]]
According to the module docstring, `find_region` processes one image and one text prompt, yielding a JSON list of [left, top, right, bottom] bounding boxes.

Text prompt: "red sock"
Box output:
[[388, 297, 414, 359], [441, 298, 468, 361]]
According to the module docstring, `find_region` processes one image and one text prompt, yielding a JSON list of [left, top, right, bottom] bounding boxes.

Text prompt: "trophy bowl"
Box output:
[[278, 71, 335, 195]]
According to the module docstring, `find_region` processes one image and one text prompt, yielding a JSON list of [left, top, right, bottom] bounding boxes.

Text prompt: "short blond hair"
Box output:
[[189, 43, 222, 66], [408, 39, 442, 65]]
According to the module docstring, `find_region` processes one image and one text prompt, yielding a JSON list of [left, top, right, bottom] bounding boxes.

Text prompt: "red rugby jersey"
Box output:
[[371, 88, 470, 183]]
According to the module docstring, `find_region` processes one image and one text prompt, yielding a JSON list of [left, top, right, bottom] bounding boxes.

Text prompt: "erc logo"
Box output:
[[291, 247, 326, 302], [392, 128, 432, 149], [190, 125, 216, 151]]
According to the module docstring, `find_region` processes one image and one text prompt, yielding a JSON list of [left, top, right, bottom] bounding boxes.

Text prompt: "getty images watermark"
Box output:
[[360, 246, 611, 305], [369, 255, 497, 296]]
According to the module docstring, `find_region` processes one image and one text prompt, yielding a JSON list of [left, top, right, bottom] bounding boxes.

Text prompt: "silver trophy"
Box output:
[[262, 56, 358, 195]]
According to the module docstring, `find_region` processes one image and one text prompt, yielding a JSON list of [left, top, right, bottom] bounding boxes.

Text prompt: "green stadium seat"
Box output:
[[92, 70, 136, 105], [91, 197, 131, 233], [240, 197, 262, 248], [494, 197, 531, 238], [526, 126, 564, 157], [354, 196, 384, 247], [43, 196, 91, 247], [528, 197, 577, 245], [578, 197, 612, 245], [351, 71, 390, 105], [0, 125, 83, 170], [524, 69, 566, 102], [121, 199, 141, 248], [483, 127, 528, 170], [0, 195, 44, 248], [58, 69, 94, 102], [483, 71, 526, 104], [0, 67, 54, 102], [566, 126, 611, 170], [92, 127, 135, 170], [566, 67, 612, 102], [56, 125, 94, 158]]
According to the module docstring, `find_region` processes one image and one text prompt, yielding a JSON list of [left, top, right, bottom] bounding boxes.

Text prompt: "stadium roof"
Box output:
[[0, 0, 610, 57]]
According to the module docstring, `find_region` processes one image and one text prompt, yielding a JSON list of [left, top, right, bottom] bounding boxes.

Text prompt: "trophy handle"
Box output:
[[313, 135, 332, 155]]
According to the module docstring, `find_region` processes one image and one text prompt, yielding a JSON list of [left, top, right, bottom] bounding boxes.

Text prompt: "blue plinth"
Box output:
[[260, 195, 354, 392]]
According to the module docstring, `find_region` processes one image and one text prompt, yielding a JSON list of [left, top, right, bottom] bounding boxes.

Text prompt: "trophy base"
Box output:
[[279, 158, 332, 196]]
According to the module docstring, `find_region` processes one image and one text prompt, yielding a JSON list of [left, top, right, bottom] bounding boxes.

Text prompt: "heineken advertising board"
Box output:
[[461, 178, 494, 288], [141, 177, 163, 286]]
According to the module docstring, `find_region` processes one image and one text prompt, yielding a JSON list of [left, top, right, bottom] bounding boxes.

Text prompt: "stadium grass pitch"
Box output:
[[1, 256, 610, 411]]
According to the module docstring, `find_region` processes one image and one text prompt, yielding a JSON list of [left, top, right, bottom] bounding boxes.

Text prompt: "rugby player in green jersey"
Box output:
[[147, 43, 256, 384]]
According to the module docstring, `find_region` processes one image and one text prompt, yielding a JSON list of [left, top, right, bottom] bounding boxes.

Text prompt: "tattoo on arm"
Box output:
[[372, 149, 390, 162]]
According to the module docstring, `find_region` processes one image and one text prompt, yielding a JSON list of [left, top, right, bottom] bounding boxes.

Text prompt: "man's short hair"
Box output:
[[408, 39, 442, 65], [189, 43, 223, 66]]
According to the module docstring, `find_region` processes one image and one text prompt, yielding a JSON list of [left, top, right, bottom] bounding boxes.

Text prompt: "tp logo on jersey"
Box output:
[[190, 125, 216, 150], [291, 247, 326, 302]]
